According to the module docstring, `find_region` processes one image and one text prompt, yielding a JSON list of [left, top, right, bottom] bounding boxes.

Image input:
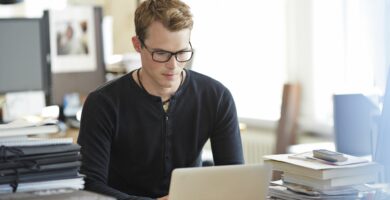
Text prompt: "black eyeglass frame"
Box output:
[[139, 39, 194, 63]]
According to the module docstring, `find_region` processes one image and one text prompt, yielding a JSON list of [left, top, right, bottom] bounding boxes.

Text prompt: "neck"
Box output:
[[135, 68, 185, 101]]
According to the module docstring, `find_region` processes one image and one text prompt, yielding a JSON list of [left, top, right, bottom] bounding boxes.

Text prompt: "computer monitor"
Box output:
[[0, 15, 51, 103], [375, 70, 390, 183]]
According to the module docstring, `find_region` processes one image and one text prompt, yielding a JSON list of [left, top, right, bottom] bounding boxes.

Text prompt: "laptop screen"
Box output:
[[168, 164, 272, 200]]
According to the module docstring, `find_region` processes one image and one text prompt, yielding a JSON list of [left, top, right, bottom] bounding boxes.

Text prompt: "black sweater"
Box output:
[[77, 69, 244, 200]]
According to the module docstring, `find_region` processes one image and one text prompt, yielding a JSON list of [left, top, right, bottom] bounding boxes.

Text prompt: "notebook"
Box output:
[[168, 164, 272, 200]]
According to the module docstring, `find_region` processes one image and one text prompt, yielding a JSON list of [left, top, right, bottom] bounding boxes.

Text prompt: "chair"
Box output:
[[274, 83, 301, 154], [272, 83, 301, 180]]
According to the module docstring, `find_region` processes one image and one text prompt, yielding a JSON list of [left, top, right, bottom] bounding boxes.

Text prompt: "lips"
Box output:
[[162, 72, 178, 77]]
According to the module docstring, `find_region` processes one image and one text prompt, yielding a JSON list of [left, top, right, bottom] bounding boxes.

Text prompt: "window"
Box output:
[[309, 0, 387, 131], [185, 0, 388, 134], [0, 0, 67, 18], [184, 0, 286, 122]]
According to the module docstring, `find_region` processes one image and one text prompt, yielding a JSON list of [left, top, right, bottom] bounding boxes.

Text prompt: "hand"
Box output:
[[157, 195, 169, 200]]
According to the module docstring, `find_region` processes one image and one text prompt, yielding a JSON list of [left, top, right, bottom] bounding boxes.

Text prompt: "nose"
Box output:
[[165, 55, 179, 69]]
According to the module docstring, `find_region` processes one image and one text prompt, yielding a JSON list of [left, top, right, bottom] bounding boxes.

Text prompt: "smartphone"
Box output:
[[313, 149, 347, 162]]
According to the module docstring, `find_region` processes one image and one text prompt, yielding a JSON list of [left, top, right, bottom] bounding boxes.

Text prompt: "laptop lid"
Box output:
[[168, 164, 272, 200]]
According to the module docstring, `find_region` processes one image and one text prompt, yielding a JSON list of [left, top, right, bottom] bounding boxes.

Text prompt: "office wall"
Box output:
[[104, 0, 137, 54], [0, 0, 138, 54], [69, 0, 137, 54]]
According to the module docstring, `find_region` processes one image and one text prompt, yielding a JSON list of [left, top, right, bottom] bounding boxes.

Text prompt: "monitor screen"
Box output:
[[0, 17, 51, 102]]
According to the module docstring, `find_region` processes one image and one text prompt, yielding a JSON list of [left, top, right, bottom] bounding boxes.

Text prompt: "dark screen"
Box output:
[[0, 19, 47, 93]]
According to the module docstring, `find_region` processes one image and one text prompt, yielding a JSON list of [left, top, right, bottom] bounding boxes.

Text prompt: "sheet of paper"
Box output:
[[2, 91, 45, 122]]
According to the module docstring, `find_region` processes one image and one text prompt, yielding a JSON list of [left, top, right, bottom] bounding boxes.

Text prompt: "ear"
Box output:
[[132, 36, 142, 53]]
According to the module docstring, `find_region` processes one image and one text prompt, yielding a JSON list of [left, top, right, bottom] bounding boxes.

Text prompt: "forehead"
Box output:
[[144, 21, 191, 51]]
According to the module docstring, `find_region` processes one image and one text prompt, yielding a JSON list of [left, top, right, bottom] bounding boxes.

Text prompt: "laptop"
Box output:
[[168, 164, 272, 200]]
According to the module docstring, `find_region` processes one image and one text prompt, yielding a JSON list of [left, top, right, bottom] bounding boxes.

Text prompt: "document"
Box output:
[[2, 91, 45, 122]]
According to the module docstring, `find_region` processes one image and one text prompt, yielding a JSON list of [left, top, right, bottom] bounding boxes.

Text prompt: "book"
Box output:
[[0, 153, 81, 170], [0, 118, 57, 130], [0, 144, 81, 160], [0, 119, 60, 137], [288, 151, 369, 166], [0, 189, 115, 199], [0, 178, 85, 194], [282, 172, 378, 190], [268, 185, 372, 200], [271, 180, 372, 196], [264, 154, 383, 179], [0, 137, 73, 147], [0, 168, 79, 184], [0, 161, 81, 176]]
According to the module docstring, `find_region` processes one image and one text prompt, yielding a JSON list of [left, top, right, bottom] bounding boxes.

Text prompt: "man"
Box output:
[[77, 0, 244, 199]]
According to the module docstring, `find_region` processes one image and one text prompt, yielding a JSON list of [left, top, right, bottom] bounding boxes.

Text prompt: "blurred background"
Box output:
[[1, 0, 390, 164]]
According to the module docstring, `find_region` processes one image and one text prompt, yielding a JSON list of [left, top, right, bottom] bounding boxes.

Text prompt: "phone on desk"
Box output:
[[313, 149, 348, 162]]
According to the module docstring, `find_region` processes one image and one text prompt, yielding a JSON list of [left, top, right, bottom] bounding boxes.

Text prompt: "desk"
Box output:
[[45, 128, 79, 144], [63, 128, 79, 143]]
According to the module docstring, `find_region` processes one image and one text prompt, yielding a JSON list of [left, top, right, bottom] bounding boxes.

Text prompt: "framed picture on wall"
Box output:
[[49, 6, 97, 73], [45, 7, 106, 105]]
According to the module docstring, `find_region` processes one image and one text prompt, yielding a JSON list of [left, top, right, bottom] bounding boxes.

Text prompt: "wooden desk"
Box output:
[[63, 128, 79, 144], [45, 128, 80, 144]]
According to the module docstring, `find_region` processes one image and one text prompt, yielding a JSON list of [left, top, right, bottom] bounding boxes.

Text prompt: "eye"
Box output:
[[177, 51, 191, 55], [154, 51, 170, 56], [176, 51, 193, 60]]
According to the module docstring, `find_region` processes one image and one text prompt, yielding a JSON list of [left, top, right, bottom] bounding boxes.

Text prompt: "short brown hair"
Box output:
[[134, 0, 193, 42]]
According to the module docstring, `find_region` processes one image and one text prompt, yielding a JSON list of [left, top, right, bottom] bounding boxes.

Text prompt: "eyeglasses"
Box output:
[[140, 39, 193, 63]]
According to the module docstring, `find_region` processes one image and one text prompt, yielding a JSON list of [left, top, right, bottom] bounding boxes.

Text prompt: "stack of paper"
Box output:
[[0, 118, 60, 137], [268, 183, 374, 200], [0, 178, 84, 194], [0, 134, 83, 194], [0, 137, 73, 147], [264, 153, 383, 199], [0, 189, 116, 199]]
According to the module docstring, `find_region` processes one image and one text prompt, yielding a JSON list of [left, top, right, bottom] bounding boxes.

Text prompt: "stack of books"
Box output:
[[264, 152, 383, 200], [0, 118, 60, 137], [0, 118, 84, 194]]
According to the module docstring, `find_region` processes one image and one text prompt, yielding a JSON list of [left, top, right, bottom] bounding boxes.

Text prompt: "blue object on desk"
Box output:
[[333, 94, 380, 156], [375, 70, 390, 184]]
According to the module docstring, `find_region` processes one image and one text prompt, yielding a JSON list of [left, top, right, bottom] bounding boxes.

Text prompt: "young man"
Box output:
[[77, 0, 244, 199]]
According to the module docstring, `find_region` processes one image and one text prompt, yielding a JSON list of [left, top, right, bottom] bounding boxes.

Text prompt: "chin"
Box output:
[[161, 82, 174, 88]]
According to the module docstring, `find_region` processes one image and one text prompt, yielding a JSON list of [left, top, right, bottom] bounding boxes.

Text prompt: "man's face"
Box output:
[[138, 21, 192, 89]]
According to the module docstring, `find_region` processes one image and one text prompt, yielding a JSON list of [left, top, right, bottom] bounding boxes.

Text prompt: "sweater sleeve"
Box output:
[[77, 92, 155, 200], [210, 88, 245, 165]]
